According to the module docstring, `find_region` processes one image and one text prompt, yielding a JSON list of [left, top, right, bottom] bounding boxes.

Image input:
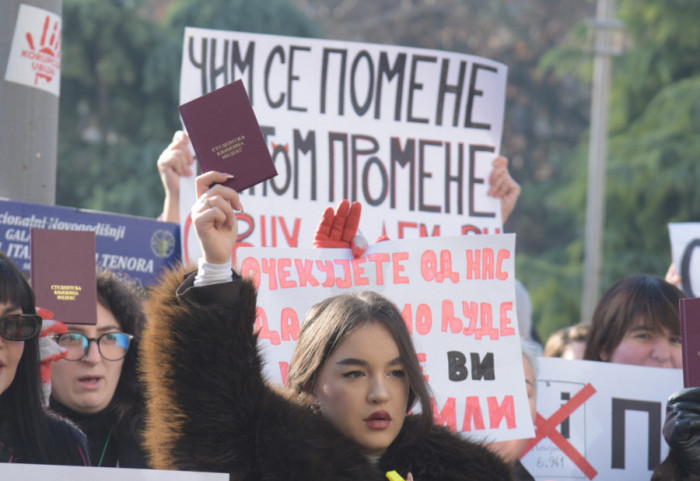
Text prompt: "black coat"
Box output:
[[0, 411, 89, 465], [50, 399, 148, 468], [141, 267, 511, 481]]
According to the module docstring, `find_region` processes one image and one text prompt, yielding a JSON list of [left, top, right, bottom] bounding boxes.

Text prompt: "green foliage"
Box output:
[[538, 21, 593, 83], [164, 0, 319, 37], [611, 0, 700, 130], [604, 77, 700, 281], [56, 0, 317, 218], [517, 251, 583, 341], [524, 0, 700, 341], [57, 0, 171, 216]]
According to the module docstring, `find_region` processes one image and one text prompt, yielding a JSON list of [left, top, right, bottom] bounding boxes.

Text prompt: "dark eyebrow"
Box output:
[[336, 358, 367, 367], [97, 325, 122, 333], [336, 357, 403, 367], [67, 324, 122, 335]]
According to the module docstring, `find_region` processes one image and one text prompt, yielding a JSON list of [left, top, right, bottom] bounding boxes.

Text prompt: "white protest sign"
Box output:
[[237, 234, 534, 442], [178, 173, 197, 265], [520, 357, 682, 481], [669, 222, 700, 296], [0, 464, 226, 480], [4, 4, 62, 96], [179, 28, 507, 265]]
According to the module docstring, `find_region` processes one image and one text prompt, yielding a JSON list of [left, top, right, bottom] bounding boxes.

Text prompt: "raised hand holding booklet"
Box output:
[[30, 229, 97, 325], [178, 80, 277, 191]]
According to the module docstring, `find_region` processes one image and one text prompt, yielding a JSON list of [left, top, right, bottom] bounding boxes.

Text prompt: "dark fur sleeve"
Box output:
[[380, 419, 512, 481], [140, 266, 379, 480], [141, 266, 267, 472]]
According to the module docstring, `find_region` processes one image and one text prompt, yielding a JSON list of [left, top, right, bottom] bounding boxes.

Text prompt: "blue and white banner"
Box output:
[[0, 198, 180, 286]]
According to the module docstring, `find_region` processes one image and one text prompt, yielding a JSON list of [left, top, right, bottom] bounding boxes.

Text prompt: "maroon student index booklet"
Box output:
[[30, 229, 98, 325], [681, 297, 700, 388], [179, 79, 277, 192]]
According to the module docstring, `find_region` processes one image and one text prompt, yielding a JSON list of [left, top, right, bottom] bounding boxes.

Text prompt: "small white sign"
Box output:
[[4, 4, 62, 96], [0, 464, 227, 480], [669, 222, 700, 296], [521, 357, 682, 480]]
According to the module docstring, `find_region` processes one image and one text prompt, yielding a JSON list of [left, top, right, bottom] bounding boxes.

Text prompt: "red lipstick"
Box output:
[[364, 410, 392, 429]]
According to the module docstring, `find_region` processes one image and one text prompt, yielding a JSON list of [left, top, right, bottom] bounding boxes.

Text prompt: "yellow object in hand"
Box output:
[[386, 470, 406, 481]]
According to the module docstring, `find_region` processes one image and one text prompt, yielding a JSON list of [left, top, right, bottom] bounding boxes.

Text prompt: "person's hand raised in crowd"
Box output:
[[192, 172, 243, 265], [488, 156, 520, 224], [665, 263, 683, 290], [157, 130, 195, 223], [313, 199, 368, 258]]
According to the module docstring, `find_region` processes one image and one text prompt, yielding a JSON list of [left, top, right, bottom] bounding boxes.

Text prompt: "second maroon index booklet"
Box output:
[[30, 229, 97, 325], [179, 79, 277, 192]]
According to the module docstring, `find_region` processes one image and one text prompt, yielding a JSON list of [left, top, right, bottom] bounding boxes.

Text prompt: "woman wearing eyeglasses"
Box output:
[[0, 252, 89, 465], [49, 269, 148, 468]]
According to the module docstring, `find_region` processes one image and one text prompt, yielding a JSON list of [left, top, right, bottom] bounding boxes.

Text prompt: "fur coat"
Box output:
[[141, 266, 511, 481]]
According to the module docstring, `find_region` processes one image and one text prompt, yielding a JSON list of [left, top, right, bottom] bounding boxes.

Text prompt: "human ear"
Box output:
[[303, 380, 317, 398]]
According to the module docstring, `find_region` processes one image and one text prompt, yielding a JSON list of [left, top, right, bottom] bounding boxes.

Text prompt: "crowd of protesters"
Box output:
[[0, 130, 697, 481]]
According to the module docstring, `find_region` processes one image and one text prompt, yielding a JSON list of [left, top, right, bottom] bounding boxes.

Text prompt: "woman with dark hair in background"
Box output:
[[49, 269, 148, 467], [583, 274, 684, 369], [0, 252, 89, 465]]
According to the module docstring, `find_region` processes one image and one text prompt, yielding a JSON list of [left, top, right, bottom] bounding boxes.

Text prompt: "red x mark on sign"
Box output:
[[521, 382, 598, 479]]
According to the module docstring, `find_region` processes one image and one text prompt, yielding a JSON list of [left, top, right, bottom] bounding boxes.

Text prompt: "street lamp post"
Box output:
[[581, 0, 623, 324]]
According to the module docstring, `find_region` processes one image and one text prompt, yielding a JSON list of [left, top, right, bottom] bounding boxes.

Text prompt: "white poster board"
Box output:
[[238, 234, 534, 442], [521, 357, 682, 480], [669, 222, 700, 296], [179, 28, 508, 265], [0, 464, 226, 481], [4, 4, 62, 96]]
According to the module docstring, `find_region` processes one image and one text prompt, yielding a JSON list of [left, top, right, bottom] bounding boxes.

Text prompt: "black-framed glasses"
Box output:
[[53, 332, 134, 361], [0, 314, 42, 341]]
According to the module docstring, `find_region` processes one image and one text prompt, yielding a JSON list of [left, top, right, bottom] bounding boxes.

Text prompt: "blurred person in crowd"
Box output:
[[157, 130, 195, 223], [49, 270, 148, 468], [487, 348, 539, 481], [583, 274, 684, 369], [649, 267, 700, 480], [489, 156, 521, 225], [543, 322, 590, 360], [139, 171, 512, 481], [665, 263, 682, 290], [0, 252, 89, 465]]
